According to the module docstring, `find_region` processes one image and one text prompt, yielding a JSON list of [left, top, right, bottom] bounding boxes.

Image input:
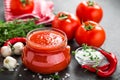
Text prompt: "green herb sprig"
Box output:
[[82, 44, 91, 50], [0, 19, 44, 46], [50, 74, 60, 80], [0, 68, 4, 72], [82, 44, 100, 67]]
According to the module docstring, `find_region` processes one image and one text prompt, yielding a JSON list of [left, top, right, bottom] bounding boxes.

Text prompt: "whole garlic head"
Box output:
[[13, 42, 24, 55], [3, 56, 18, 71], [1, 46, 12, 57]]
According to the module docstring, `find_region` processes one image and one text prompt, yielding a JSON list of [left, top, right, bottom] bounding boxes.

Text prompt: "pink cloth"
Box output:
[[4, 0, 54, 24]]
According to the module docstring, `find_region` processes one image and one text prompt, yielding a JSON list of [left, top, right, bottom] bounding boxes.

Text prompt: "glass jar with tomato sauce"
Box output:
[[22, 28, 71, 74]]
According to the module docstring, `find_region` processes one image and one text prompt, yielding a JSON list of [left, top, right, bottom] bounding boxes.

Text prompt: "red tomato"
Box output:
[[10, 0, 34, 15], [52, 12, 81, 40], [75, 21, 106, 47], [76, 1, 103, 23]]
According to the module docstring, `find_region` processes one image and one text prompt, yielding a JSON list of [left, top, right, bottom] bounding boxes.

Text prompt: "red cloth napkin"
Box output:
[[4, 0, 54, 24]]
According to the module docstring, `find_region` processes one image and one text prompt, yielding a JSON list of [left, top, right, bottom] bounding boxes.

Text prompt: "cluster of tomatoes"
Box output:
[[52, 1, 105, 47], [9, 0, 105, 48]]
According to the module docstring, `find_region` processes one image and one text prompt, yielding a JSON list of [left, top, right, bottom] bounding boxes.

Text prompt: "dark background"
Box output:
[[0, 0, 120, 80]]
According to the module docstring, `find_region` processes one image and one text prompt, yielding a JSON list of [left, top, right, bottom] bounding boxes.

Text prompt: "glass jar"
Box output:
[[22, 28, 71, 74]]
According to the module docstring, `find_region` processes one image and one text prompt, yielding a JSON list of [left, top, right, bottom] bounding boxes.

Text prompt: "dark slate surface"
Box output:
[[0, 0, 120, 80]]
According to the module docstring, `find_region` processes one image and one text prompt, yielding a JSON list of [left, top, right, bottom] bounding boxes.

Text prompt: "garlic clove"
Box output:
[[13, 42, 24, 55], [1, 46, 12, 57], [3, 56, 18, 71]]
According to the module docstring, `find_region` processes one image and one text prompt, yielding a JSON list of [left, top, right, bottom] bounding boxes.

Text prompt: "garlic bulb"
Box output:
[[13, 42, 24, 55], [1, 46, 12, 57], [3, 56, 18, 71]]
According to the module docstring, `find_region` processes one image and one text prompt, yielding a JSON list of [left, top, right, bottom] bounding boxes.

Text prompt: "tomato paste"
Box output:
[[22, 28, 71, 74]]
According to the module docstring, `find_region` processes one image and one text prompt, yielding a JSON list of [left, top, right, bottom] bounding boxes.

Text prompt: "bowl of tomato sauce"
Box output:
[[22, 28, 71, 74]]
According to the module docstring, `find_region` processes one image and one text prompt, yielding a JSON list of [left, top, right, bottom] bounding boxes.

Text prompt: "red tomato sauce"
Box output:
[[22, 28, 71, 74], [27, 29, 65, 51]]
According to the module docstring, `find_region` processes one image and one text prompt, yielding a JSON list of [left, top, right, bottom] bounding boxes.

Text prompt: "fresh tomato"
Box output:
[[52, 12, 81, 40], [10, 0, 34, 15], [76, 1, 103, 23], [75, 21, 106, 47]]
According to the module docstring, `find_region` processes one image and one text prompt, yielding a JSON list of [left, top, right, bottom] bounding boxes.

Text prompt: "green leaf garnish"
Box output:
[[90, 56, 94, 61], [50, 74, 60, 80], [0, 68, 4, 72], [82, 44, 91, 50], [72, 51, 76, 55]]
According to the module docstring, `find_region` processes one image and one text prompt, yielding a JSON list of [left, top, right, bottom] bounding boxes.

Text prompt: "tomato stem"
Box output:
[[84, 24, 94, 31], [20, 0, 27, 4], [58, 13, 68, 20], [88, 0, 94, 6], [20, 0, 29, 6]]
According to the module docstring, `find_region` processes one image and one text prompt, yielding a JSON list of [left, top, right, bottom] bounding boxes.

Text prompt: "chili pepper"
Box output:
[[3, 37, 26, 46], [81, 49, 117, 77], [81, 63, 110, 72], [98, 63, 110, 71], [96, 49, 117, 77]]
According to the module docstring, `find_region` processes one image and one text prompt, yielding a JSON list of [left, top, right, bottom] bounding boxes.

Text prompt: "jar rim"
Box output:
[[26, 27, 67, 52]]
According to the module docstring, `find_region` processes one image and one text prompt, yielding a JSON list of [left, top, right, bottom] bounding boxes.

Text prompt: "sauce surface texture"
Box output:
[[29, 30, 65, 48]]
